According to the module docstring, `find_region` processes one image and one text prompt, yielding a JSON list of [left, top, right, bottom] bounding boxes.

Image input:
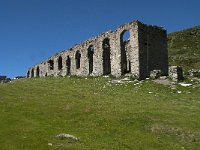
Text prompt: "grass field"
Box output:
[[0, 76, 200, 149]]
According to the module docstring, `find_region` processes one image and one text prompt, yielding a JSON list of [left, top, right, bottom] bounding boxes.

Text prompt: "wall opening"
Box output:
[[120, 30, 131, 74], [75, 50, 81, 69], [66, 56, 71, 75], [102, 38, 111, 75], [27, 71, 30, 78], [88, 45, 95, 74], [58, 56, 63, 70], [36, 66, 40, 77], [48, 60, 54, 70], [31, 68, 34, 78]]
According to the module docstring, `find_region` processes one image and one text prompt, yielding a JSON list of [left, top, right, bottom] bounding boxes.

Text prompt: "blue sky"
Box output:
[[0, 0, 200, 78]]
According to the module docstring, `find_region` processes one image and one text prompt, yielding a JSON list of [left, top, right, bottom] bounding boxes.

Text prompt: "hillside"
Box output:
[[0, 26, 200, 150], [168, 26, 200, 70], [0, 77, 200, 149]]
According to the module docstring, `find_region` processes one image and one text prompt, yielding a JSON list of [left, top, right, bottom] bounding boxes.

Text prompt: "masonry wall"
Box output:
[[138, 22, 168, 79], [27, 20, 168, 80]]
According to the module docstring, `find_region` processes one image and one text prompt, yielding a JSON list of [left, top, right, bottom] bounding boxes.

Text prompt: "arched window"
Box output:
[[48, 60, 54, 70], [31, 68, 34, 78], [66, 56, 71, 75], [120, 30, 131, 74], [88, 45, 95, 74], [75, 50, 81, 69], [102, 38, 111, 75], [58, 56, 62, 70], [36, 66, 40, 77]]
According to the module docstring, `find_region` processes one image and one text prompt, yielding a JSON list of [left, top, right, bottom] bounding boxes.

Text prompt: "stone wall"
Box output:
[[138, 22, 168, 79], [27, 20, 168, 80], [169, 66, 184, 81]]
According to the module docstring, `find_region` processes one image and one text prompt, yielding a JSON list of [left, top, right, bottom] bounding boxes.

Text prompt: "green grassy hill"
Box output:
[[168, 26, 200, 70], [0, 77, 200, 149]]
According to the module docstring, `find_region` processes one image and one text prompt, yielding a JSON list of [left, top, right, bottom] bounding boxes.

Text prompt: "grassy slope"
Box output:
[[0, 77, 200, 149], [168, 26, 200, 70]]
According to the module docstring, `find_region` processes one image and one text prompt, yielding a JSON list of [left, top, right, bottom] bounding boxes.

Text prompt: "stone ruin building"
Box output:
[[27, 20, 168, 80]]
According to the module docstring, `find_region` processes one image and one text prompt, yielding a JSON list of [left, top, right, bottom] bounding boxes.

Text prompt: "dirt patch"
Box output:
[[153, 79, 173, 86], [148, 124, 200, 143]]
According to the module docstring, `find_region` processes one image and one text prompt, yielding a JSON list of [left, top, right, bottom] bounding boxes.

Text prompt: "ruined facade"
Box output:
[[27, 20, 168, 79]]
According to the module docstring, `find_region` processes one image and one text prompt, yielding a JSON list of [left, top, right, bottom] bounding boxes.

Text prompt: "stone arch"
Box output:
[[58, 56, 63, 70], [31, 68, 34, 78], [102, 38, 111, 75], [48, 60, 54, 70], [88, 45, 95, 74], [75, 50, 81, 69], [66, 56, 71, 75], [36, 66, 40, 77], [120, 30, 131, 74]]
